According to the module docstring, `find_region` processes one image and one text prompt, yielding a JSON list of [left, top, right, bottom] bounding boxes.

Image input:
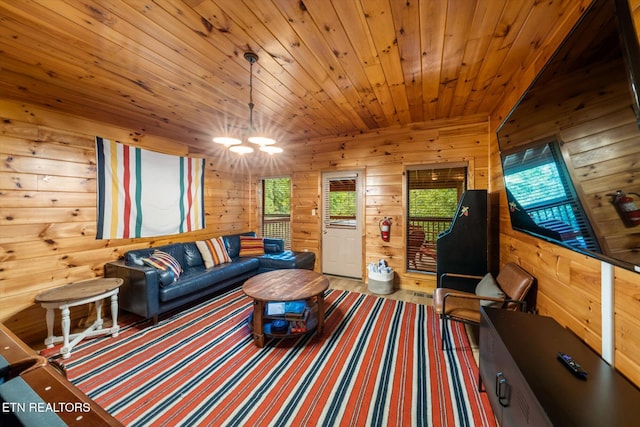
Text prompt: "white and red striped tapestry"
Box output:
[[95, 137, 205, 239]]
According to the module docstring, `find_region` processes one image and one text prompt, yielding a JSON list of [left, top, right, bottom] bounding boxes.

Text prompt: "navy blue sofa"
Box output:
[[104, 232, 315, 323]]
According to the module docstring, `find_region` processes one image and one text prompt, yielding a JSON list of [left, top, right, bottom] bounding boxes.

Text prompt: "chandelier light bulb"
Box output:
[[213, 136, 242, 147], [213, 51, 281, 155], [248, 136, 277, 145], [259, 145, 283, 154], [229, 145, 254, 155]]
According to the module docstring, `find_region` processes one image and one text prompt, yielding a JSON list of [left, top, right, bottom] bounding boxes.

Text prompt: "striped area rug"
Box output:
[[65, 288, 496, 426]]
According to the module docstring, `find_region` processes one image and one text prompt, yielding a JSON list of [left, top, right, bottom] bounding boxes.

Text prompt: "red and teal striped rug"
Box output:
[[65, 288, 496, 426]]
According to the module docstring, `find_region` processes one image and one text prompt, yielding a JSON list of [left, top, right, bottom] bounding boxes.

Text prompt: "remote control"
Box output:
[[557, 352, 587, 379]]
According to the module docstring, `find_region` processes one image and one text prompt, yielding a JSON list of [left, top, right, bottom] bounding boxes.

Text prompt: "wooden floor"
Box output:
[[328, 275, 479, 361], [327, 275, 433, 305]]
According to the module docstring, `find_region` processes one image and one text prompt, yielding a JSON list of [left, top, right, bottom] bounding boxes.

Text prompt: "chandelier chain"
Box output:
[[248, 60, 254, 131]]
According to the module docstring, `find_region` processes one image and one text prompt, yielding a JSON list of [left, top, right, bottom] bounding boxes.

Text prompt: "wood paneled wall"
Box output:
[[0, 100, 251, 345], [491, 1, 640, 386], [251, 114, 490, 293]]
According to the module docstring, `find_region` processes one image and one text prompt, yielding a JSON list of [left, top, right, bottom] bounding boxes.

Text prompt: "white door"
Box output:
[[322, 171, 363, 278]]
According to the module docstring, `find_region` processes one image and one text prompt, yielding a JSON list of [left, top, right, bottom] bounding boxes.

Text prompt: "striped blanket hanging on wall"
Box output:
[[95, 137, 205, 239]]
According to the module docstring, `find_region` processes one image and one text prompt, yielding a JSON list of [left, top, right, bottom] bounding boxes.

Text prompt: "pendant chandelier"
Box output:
[[213, 51, 282, 155]]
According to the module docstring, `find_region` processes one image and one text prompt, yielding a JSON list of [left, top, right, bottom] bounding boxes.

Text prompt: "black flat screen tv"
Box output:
[[497, 0, 640, 272]]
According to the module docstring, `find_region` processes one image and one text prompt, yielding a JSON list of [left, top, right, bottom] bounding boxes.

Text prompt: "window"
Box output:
[[324, 177, 357, 228], [262, 177, 291, 249], [502, 141, 600, 251], [406, 165, 467, 272]]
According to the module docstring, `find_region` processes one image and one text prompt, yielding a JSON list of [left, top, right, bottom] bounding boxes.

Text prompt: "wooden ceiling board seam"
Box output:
[[288, 0, 384, 129], [389, 0, 424, 123], [479, 0, 588, 115], [448, 0, 505, 118], [99, 0, 307, 134], [266, 0, 373, 131], [159, 0, 330, 139], [0, 68, 201, 146], [200, 0, 359, 135], [464, 0, 537, 115], [0, 20, 229, 132], [419, 0, 448, 121], [238, 0, 367, 135], [360, 0, 412, 124], [310, 0, 395, 129], [435, 0, 477, 119], [9, 0, 257, 140]]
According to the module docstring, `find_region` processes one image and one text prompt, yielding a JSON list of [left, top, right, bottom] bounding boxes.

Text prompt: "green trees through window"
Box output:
[[262, 177, 291, 249], [263, 177, 290, 215], [408, 188, 459, 218], [406, 166, 467, 272]]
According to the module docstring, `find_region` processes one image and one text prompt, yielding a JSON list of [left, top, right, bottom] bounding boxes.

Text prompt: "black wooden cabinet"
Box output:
[[436, 189, 488, 292], [479, 307, 640, 427]]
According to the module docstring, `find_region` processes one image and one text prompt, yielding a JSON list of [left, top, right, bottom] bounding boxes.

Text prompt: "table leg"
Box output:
[[110, 292, 119, 337], [60, 305, 71, 359], [317, 293, 325, 336], [95, 299, 103, 330], [44, 307, 55, 348], [252, 300, 265, 348]]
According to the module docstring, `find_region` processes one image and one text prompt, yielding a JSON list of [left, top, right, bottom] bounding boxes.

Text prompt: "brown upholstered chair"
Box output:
[[433, 262, 534, 350]]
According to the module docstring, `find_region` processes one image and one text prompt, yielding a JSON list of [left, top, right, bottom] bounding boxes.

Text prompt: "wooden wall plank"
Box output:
[[0, 100, 251, 345], [251, 114, 490, 294]]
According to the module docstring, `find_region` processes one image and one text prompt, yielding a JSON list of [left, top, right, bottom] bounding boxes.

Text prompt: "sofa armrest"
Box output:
[[263, 238, 285, 253], [104, 260, 160, 320]]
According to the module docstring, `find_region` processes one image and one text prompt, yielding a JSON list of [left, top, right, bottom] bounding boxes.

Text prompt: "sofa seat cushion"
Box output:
[[258, 251, 315, 271], [159, 258, 260, 302]]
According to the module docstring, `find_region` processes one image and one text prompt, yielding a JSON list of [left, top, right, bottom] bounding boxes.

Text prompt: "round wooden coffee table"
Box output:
[[35, 277, 123, 359], [242, 270, 329, 348]]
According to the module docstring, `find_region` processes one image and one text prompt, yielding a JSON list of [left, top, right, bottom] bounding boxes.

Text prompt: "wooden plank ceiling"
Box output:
[[0, 0, 585, 153]]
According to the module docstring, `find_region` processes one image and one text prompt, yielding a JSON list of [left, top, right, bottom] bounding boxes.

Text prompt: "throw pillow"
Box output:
[[239, 235, 265, 257], [474, 273, 505, 307], [196, 237, 231, 268], [141, 250, 182, 283]]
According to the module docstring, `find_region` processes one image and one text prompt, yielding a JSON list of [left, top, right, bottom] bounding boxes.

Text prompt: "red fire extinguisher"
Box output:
[[379, 217, 391, 241], [610, 190, 640, 227]]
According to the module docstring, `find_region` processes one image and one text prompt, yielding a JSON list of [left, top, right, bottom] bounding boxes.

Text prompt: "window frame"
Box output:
[[405, 163, 468, 273]]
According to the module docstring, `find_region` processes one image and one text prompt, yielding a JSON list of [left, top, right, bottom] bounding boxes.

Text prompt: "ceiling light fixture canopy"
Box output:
[[213, 51, 281, 155]]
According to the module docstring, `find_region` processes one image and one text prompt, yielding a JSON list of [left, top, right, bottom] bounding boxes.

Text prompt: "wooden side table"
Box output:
[[243, 270, 329, 348], [35, 278, 124, 359]]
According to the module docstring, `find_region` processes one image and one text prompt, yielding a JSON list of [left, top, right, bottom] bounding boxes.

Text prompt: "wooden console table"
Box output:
[[35, 278, 123, 359], [479, 307, 640, 426]]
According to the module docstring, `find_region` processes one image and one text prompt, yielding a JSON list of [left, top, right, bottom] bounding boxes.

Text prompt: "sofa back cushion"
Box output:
[[183, 242, 204, 268], [126, 243, 185, 268], [195, 237, 232, 268], [141, 250, 182, 284], [239, 236, 265, 257], [223, 232, 257, 258]]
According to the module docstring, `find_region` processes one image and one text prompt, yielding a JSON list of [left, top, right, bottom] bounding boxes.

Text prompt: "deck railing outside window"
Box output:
[[263, 214, 291, 250], [407, 216, 452, 272]]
